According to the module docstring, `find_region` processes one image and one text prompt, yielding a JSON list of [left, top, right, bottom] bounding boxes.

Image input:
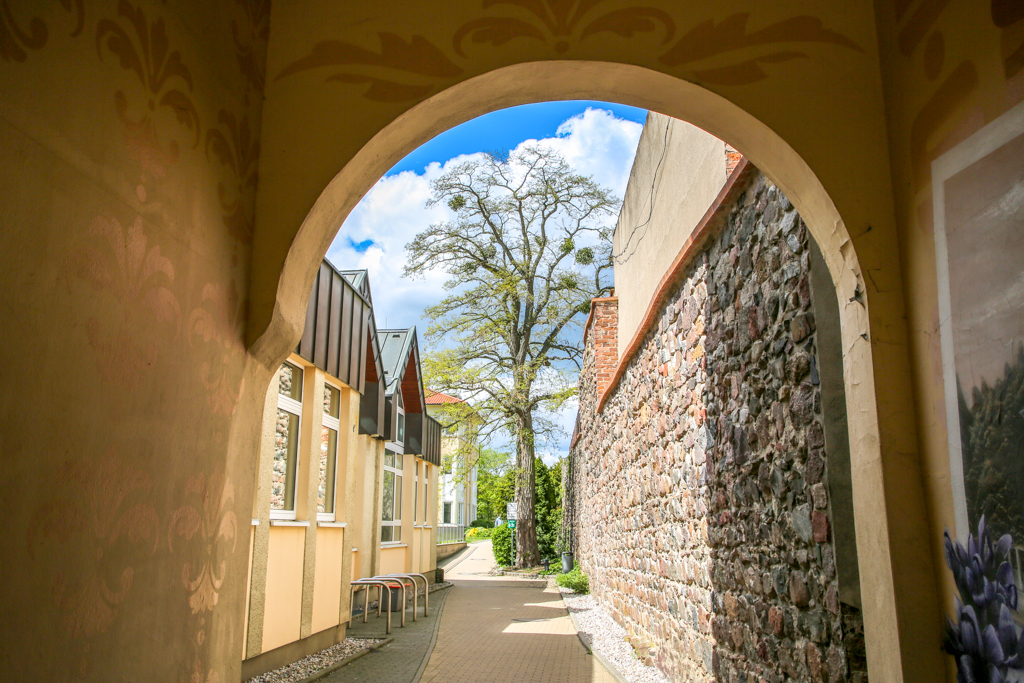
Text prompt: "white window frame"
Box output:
[[317, 381, 342, 522], [413, 460, 419, 524], [394, 389, 406, 448], [423, 464, 430, 523], [381, 447, 403, 545], [442, 501, 452, 525], [270, 362, 303, 521]]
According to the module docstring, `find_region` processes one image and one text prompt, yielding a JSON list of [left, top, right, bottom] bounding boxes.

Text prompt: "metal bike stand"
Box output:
[[372, 576, 408, 628], [383, 575, 420, 621], [386, 573, 429, 618], [349, 579, 393, 634]]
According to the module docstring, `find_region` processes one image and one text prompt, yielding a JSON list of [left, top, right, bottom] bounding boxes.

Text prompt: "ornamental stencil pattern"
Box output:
[[70, 214, 181, 390], [0, 0, 82, 63], [274, 2, 864, 101], [168, 468, 239, 615], [29, 451, 160, 639]]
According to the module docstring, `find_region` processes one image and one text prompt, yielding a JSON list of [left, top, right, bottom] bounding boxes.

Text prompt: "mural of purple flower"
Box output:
[[944, 516, 1023, 683]]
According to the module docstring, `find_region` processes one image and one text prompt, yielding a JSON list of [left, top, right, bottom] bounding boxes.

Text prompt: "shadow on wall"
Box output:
[[569, 169, 868, 682]]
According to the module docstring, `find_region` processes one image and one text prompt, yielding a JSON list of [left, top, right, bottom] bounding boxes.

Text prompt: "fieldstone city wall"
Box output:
[[568, 167, 867, 683]]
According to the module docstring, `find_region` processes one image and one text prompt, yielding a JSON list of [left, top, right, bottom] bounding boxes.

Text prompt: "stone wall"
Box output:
[[570, 169, 867, 683]]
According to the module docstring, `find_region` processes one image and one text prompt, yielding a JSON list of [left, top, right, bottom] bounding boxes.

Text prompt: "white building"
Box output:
[[425, 391, 479, 544]]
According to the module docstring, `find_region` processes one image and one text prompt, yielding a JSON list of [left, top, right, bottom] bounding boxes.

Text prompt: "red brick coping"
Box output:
[[588, 157, 756, 417]]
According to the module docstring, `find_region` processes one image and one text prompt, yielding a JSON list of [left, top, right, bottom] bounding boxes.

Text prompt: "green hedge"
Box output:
[[492, 524, 513, 567], [469, 519, 490, 528], [465, 527, 494, 541], [555, 565, 589, 593]]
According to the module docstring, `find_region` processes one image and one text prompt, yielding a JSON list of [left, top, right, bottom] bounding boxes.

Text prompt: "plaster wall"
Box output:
[[310, 526, 345, 634], [614, 113, 726, 356], [380, 547, 406, 575], [262, 526, 305, 652]]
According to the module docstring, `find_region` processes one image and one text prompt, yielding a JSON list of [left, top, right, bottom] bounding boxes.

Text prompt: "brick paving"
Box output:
[[421, 542, 617, 683], [321, 541, 617, 683], [318, 586, 451, 683]]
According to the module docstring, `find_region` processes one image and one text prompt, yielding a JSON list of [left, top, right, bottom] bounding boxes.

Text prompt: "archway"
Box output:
[[240, 61, 907, 681]]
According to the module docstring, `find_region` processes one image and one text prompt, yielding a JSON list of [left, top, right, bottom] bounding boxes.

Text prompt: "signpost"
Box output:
[[506, 502, 518, 567]]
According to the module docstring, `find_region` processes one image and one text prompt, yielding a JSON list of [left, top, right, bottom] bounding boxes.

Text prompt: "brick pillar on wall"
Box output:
[[725, 144, 742, 176], [591, 297, 618, 397]]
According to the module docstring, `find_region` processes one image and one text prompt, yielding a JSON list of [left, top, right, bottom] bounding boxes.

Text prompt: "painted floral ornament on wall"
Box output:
[[943, 516, 1023, 683]]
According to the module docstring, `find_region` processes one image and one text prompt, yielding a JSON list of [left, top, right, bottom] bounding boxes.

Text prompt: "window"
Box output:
[[413, 461, 419, 523], [271, 362, 303, 519], [318, 383, 341, 521], [381, 449, 403, 543], [458, 502, 465, 526], [423, 465, 430, 523], [443, 501, 452, 524], [395, 390, 405, 445]]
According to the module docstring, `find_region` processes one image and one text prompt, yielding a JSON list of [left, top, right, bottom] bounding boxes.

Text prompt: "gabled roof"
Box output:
[[336, 267, 374, 306], [378, 327, 424, 413], [297, 260, 381, 392], [425, 390, 463, 405]]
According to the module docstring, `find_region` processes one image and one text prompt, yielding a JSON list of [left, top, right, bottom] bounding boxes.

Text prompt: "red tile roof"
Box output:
[[425, 390, 463, 405]]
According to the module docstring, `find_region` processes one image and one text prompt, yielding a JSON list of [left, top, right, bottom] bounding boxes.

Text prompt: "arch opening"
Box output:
[[239, 60, 896, 680]]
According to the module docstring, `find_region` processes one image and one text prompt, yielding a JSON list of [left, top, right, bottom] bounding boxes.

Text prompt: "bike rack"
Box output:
[[349, 579, 393, 634], [385, 573, 429, 617], [372, 576, 408, 628], [382, 574, 421, 621]]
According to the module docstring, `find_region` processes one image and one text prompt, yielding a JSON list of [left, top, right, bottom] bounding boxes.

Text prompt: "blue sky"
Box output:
[[385, 101, 646, 177], [328, 101, 647, 461]]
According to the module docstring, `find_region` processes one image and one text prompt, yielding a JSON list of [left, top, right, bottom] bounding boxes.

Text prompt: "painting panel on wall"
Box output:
[[934, 100, 1024, 594]]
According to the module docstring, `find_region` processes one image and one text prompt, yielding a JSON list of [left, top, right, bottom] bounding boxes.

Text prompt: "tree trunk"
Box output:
[[513, 410, 540, 568]]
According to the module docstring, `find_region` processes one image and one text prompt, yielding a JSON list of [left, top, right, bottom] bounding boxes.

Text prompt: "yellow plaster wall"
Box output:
[[379, 547, 406, 576], [262, 526, 306, 652], [0, 0, 269, 680], [310, 527, 344, 634]]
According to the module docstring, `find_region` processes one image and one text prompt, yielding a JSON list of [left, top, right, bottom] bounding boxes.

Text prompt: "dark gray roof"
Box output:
[[378, 327, 416, 395], [334, 266, 373, 305]]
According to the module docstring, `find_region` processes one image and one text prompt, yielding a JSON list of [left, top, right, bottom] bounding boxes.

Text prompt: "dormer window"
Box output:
[[395, 389, 405, 445]]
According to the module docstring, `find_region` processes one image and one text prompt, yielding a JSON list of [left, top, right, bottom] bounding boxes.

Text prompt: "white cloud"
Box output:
[[327, 107, 643, 450]]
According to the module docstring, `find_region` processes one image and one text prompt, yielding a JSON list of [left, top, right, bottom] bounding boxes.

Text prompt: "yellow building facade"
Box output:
[[240, 263, 440, 678]]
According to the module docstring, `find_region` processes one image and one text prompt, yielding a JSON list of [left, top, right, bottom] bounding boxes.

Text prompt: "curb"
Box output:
[[412, 584, 453, 683], [295, 637, 394, 683], [562, 595, 630, 683]]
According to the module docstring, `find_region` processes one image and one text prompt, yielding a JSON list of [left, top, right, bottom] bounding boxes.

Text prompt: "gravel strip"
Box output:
[[561, 590, 672, 683], [246, 638, 385, 683]]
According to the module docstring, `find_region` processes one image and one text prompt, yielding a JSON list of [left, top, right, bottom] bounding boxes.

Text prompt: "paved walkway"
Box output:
[[421, 541, 617, 683], [323, 541, 615, 683], [319, 585, 451, 683]]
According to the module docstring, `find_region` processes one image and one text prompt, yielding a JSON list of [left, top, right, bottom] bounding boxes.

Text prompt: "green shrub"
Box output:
[[469, 519, 489, 528], [465, 527, 494, 541], [492, 524, 513, 567], [555, 565, 589, 594]]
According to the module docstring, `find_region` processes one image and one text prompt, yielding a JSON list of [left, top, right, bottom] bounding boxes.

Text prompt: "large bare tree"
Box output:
[[404, 146, 617, 567]]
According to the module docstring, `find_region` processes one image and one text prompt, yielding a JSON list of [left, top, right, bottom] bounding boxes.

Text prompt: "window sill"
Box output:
[[381, 543, 408, 548], [317, 521, 347, 528], [251, 519, 260, 526], [270, 520, 310, 527]]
